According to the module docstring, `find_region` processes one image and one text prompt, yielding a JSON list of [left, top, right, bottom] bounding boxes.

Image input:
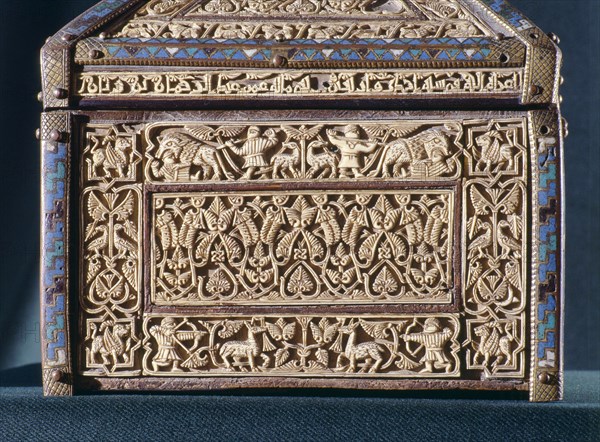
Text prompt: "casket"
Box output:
[[39, 0, 566, 401]]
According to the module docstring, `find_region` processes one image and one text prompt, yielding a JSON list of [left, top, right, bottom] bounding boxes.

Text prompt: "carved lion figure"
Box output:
[[473, 322, 513, 368], [91, 135, 132, 178], [150, 130, 225, 181], [90, 322, 131, 367], [370, 128, 452, 178]]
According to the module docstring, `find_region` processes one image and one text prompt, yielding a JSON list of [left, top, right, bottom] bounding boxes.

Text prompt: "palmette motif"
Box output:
[[151, 191, 454, 304]]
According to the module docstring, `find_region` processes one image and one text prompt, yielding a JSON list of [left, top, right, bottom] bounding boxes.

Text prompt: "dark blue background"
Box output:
[[0, 0, 598, 372]]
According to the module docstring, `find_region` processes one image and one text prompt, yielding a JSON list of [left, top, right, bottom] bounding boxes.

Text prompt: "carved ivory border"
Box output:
[[76, 69, 523, 99], [141, 313, 462, 378]]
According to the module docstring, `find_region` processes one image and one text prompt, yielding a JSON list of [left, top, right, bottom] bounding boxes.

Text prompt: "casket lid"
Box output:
[[41, 0, 562, 109]]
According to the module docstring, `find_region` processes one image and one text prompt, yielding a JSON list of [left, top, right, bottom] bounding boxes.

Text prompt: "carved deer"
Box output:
[[271, 142, 300, 178], [307, 140, 339, 178], [337, 321, 384, 373], [219, 322, 268, 371]]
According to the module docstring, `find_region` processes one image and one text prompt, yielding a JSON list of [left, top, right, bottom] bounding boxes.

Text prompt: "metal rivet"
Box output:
[[271, 54, 287, 68], [37, 92, 44, 103], [35, 129, 41, 140], [61, 33, 75, 42], [50, 130, 62, 142], [53, 87, 68, 99], [562, 118, 569, 139], [548, 32, 560, 44], [51, 369, 64, 383], [495, 33, 505, 41], [499, 53, 510, 64], [529, 84, 542, 96], [538, 372, 551, 385], [89, 49, 104, 60], [275, 35, 284, 42], [99, 32, 109, 40], [560, 76, 565, 86], [559, 95, 564, 104]]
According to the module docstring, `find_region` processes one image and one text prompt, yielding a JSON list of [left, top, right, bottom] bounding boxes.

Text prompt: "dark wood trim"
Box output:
[[76, 375, 529, 393]]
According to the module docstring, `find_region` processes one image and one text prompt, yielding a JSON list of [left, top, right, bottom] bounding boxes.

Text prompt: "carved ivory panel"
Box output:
[[150, 190, 456, 305], [75, 111, 534, 386], [142, 314, 461, 377]]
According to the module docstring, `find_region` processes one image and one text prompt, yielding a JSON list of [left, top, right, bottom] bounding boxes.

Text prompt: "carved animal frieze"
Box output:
[[142, 315, 461, 377], [187, 0, 415, 16], [114, 0, 490, 40], [144, 122, 463, 183], [114, 20, 486, 40]]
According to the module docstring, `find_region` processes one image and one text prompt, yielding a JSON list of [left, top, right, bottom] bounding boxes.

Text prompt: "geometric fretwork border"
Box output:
[[529, 109, 564, 402]]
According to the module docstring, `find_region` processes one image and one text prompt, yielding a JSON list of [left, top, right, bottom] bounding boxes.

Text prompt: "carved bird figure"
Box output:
[[114, 224, 137, 258], [467, 222, 492, 259], [87, 225, 109, 257], [418, 0, 461, 18], [497, 220, 521, 259], [505, 260, 522, 292], [501, 259, 522, 306]]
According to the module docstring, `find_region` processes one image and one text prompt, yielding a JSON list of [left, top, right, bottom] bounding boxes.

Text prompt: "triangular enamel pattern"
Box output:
[[61, 0, 561, 105]]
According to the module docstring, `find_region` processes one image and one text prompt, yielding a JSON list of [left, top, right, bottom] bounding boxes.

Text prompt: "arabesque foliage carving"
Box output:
[[80, 125, 143, 376], [81, 186, 141, 315], [143, 315, 460, 376], [462, 119, 528, 378], [151, 191, 454, 304]]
